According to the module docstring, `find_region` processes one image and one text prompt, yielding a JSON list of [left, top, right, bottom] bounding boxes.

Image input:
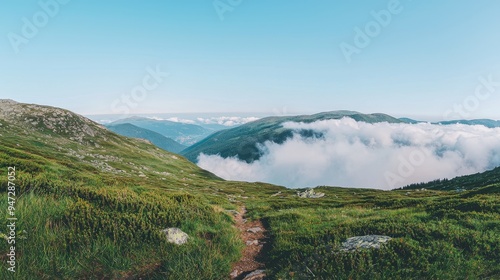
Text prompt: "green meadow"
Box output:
[[1, 108, 499, 279]]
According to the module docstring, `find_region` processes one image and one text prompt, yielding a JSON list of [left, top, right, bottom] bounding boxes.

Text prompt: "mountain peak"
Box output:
[[0, 100, 105, 144], [0, 99, 18, 104]]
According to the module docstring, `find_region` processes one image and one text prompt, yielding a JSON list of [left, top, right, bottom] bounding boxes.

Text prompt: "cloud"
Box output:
[[144, 116, 195, 124], [165, 117, 196, 124], [196, 116, 260, 126], [197, 118, 500, 190]]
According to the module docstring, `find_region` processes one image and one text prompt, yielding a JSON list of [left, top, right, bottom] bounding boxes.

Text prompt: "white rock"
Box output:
[[161, 227, 189, 245], [247, 227, 263, 233]]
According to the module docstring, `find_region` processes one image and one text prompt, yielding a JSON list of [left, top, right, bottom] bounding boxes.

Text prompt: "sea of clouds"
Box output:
[[197, 118, 500, 190]]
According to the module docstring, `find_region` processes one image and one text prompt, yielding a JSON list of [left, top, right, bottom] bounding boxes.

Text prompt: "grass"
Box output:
[[241, 186, 500, 279], [1, 106, 499, 279]]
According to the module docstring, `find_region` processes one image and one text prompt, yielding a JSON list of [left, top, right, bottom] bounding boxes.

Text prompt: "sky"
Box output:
[[1, 0, 500, 120]]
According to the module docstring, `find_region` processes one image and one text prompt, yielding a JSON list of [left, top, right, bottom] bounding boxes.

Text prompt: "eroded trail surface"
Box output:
[[230, 206, 268, 280]]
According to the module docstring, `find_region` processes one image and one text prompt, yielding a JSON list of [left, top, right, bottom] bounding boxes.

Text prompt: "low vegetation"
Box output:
[[1, 101, 499, 279], [243, 186, 500, 279]]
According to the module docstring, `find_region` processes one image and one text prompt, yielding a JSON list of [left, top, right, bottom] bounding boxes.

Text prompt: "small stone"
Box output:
[[271, 191, 282, 197], [341, 235, 392, 251], [246, 240, 259, 246], [243, 269, 266, 280], [230, 270, 239, 278], [225, 210, 240, 216], [161, 227, 189, 245], [247, 227, 263, 233]]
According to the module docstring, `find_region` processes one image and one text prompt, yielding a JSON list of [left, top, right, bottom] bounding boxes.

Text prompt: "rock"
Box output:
[[341, 235, 392, 251], [230, 270, 239, 278], [161, 227, 189, 245], [225, 210, 240, 216], [271, 191, 282, 197], [297, 188, 325, 198], [247, 227, 263, 233], [243, 269, 266, 280], [246, 240, 259, 246]]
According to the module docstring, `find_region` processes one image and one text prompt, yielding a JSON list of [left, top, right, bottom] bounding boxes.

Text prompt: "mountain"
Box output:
[[436, 119, 500, 128], [110, 116, 214, 145], [1, 100, 499, 279], [401, 166, 500, 191], [181, 111, 403, 163], [399, 117, 424, 124], [106, 123, 186, 153], [399, 117, 500, 128]]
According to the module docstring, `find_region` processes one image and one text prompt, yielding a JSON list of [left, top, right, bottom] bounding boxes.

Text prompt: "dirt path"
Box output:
[[230, 206, 268, 280]]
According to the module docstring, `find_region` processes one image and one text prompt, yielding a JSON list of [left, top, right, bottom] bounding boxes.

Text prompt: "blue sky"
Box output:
[[1, 0, 500, 120]]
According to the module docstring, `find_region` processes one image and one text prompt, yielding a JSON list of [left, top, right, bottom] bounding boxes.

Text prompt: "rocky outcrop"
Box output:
[[297, 188, 325, 198]]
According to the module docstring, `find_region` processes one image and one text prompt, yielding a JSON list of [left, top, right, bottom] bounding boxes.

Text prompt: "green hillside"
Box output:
[[399, 117, 500, 128], [1, 100, 499, 279], [106, 123, 187, 153], [436, 119, 500, 128], [0, 99, 262, 279], [181, 111, 403, 163], [111, 116, 214, 145], [401, 166, 500, 191]]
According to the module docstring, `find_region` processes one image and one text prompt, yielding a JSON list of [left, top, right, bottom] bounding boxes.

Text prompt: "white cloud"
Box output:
[[197, 118, 500, 190], [165, 117, 196, 124], [146, 116, 196, 124], [196, 116, 259, 126]]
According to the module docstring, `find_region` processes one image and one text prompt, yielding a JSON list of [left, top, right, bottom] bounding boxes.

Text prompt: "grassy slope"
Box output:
[[181, 111, 402, 163], [0, 103, 282, 279], [1, 102, 499, 279], [244, 185, 500, 279], [401, 166, 500, 191]]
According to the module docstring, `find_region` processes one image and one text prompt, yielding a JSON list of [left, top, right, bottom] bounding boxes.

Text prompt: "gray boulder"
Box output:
[[161, 227, 189, 245], [297, 188, 325, 198], [341, 235, 392, 251], [243, 269, 266, 280]]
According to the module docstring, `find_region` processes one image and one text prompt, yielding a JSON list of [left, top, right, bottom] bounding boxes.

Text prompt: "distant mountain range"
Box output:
[[399, 118, 500, 128], [180, 112, 500, 163], [106, 123, 186, 153], [109, 116, 215, 145], [181, 111, 402, 163]]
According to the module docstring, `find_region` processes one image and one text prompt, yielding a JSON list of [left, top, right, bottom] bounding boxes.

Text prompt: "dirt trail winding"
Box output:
[[230, 206, 268, 280]]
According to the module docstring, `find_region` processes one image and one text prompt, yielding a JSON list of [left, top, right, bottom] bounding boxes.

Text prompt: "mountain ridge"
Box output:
[[110, 116, 214, 145], [106, 123, 187, 153], [181, 111, 403, 163]]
